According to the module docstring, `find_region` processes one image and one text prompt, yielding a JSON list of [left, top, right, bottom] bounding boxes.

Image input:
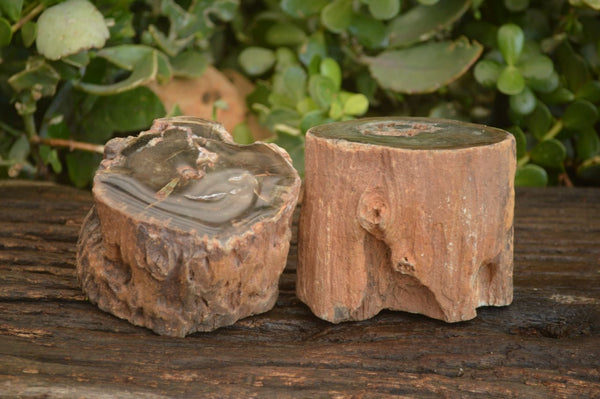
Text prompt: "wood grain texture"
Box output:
[[298, 124, 515, 324], [0, 180, 599, 398], [78, 117, 300, 336]]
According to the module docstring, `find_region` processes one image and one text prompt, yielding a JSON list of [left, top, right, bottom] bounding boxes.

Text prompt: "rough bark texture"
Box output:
[[77, 117, 300, 336], [0, 181, 599, 398], [298, 118, 516, 323]]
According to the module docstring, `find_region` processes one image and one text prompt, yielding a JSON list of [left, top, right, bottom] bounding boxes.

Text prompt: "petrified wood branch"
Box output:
[[77, 116, 300, 336], [297, 117, 516, 323]]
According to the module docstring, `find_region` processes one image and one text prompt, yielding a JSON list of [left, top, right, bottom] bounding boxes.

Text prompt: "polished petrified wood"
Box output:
[[297, 117, 516, 324], [77, 116, 300, 336]]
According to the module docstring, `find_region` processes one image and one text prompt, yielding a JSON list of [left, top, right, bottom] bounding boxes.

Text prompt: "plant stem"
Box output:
[[33, 137, 105, 154], [0, 120, 24, 137], [517, 155, 530, 168], [274, 124, 301, 136], [11, 3, 45, 33], [23, 113, 37, 140], [542, 119, 564, 141]]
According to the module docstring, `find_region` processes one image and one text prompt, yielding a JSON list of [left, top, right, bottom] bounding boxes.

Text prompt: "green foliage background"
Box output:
[[1, 0, 599, 187]]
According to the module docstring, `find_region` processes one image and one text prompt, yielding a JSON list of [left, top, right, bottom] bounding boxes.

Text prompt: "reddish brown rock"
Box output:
[[77, 116, 300, 336], [297, 117, 516, 323], [147, 67, 246, 133]]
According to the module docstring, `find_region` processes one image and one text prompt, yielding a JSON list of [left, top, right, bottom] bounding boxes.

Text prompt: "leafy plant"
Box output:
[[233, 0, 482, 173], [0, 0, 233, 186], [470, 0, 600, 185], [1, 0, 599, 186]]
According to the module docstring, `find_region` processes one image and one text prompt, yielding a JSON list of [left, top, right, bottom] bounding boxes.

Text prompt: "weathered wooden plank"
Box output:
[[0, 181, 599, 397]]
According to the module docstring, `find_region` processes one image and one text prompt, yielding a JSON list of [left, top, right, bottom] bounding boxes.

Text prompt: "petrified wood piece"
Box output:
[[297, 117, 516, 323], [77, 116, 300, 336]]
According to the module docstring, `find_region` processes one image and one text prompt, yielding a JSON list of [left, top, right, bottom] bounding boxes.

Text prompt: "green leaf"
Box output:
[[428, 101, 466, 120], [367, 38, 483, 94], [474, 59, 502, 87], [300, 110, 331, 133], [299, 31, 327, 66], [97, 45, 172, 82], [504, 0, 529, 12], [75, 51, 158, 95], [275, 47, 298, 71], [0, 0, 23, 22], [343, 93, 369, 116], [21, 21, 36, 47], [0, 17, 12, 47], [97, 45, 155, 70], [329, 98, 344, 120], [62, 51, 90, 68], [265, 23, 307, 46], [518, 54, 553, 81], [273, 130, 305, 175], [540, 87, 575, 105], [205, 0, 239, 22], [576, 80, 600, 103], [281, 0, 329, 18], [497, 23, 524, 65], [556, 41, 590, 93], [108, 9, 135, 41], [9, 134, 30, 161], [515, 164, 548, 186], [387, 0, 470, 48], [39, 145, 62, 174], [247, 82, 271, 108], [524, 102, 553, 140], [527, 70, 559, 94], [321, 0, 353, 33], [350, 14, 388, 49], [577, 156, 600, 184], [47, 119, 71, 139], [8, 58, 60, 97], [309, 75, 337, 109], [509, 86, 536, 115], [283, 65, 308, 105], [296, 97, 318, 114], [497, 66, 525, 95], [582, 0, 600, 9], [418, 0, 440, 4], [320, 58, 342, 90], [238, 46, 275, 76], [368, 0, 401, 20], [147, 24, 189, 57], [530, 139, 566, 168], [171, 50, 210, 78], [160, 0, 198, 37], [562, 99, 598, 130], [84, 86, 166, 134], [232, 122, 254, 144], [576, 127, 600, 160], [36, 0, 109, 60], [265, 107, 301, 132], [66, 151, 101, 188], [356, 69, 378, 103]]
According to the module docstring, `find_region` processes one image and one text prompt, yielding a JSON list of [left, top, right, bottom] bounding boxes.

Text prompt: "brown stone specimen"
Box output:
[[77, 116, 300, 336], [297, 117, 516, 323]]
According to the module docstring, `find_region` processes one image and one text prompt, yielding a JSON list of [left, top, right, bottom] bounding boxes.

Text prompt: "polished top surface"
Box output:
[[308, 117, 510, 149], [95, 121, 297, 235]]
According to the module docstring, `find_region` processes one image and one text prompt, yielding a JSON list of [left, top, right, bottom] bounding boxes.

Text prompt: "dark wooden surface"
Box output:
[[0, 180, 599, 398]]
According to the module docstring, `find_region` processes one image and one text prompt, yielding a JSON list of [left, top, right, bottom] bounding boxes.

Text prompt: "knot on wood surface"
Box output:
[[357, 186, 389, 241], [297, 117, 516, 325]]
